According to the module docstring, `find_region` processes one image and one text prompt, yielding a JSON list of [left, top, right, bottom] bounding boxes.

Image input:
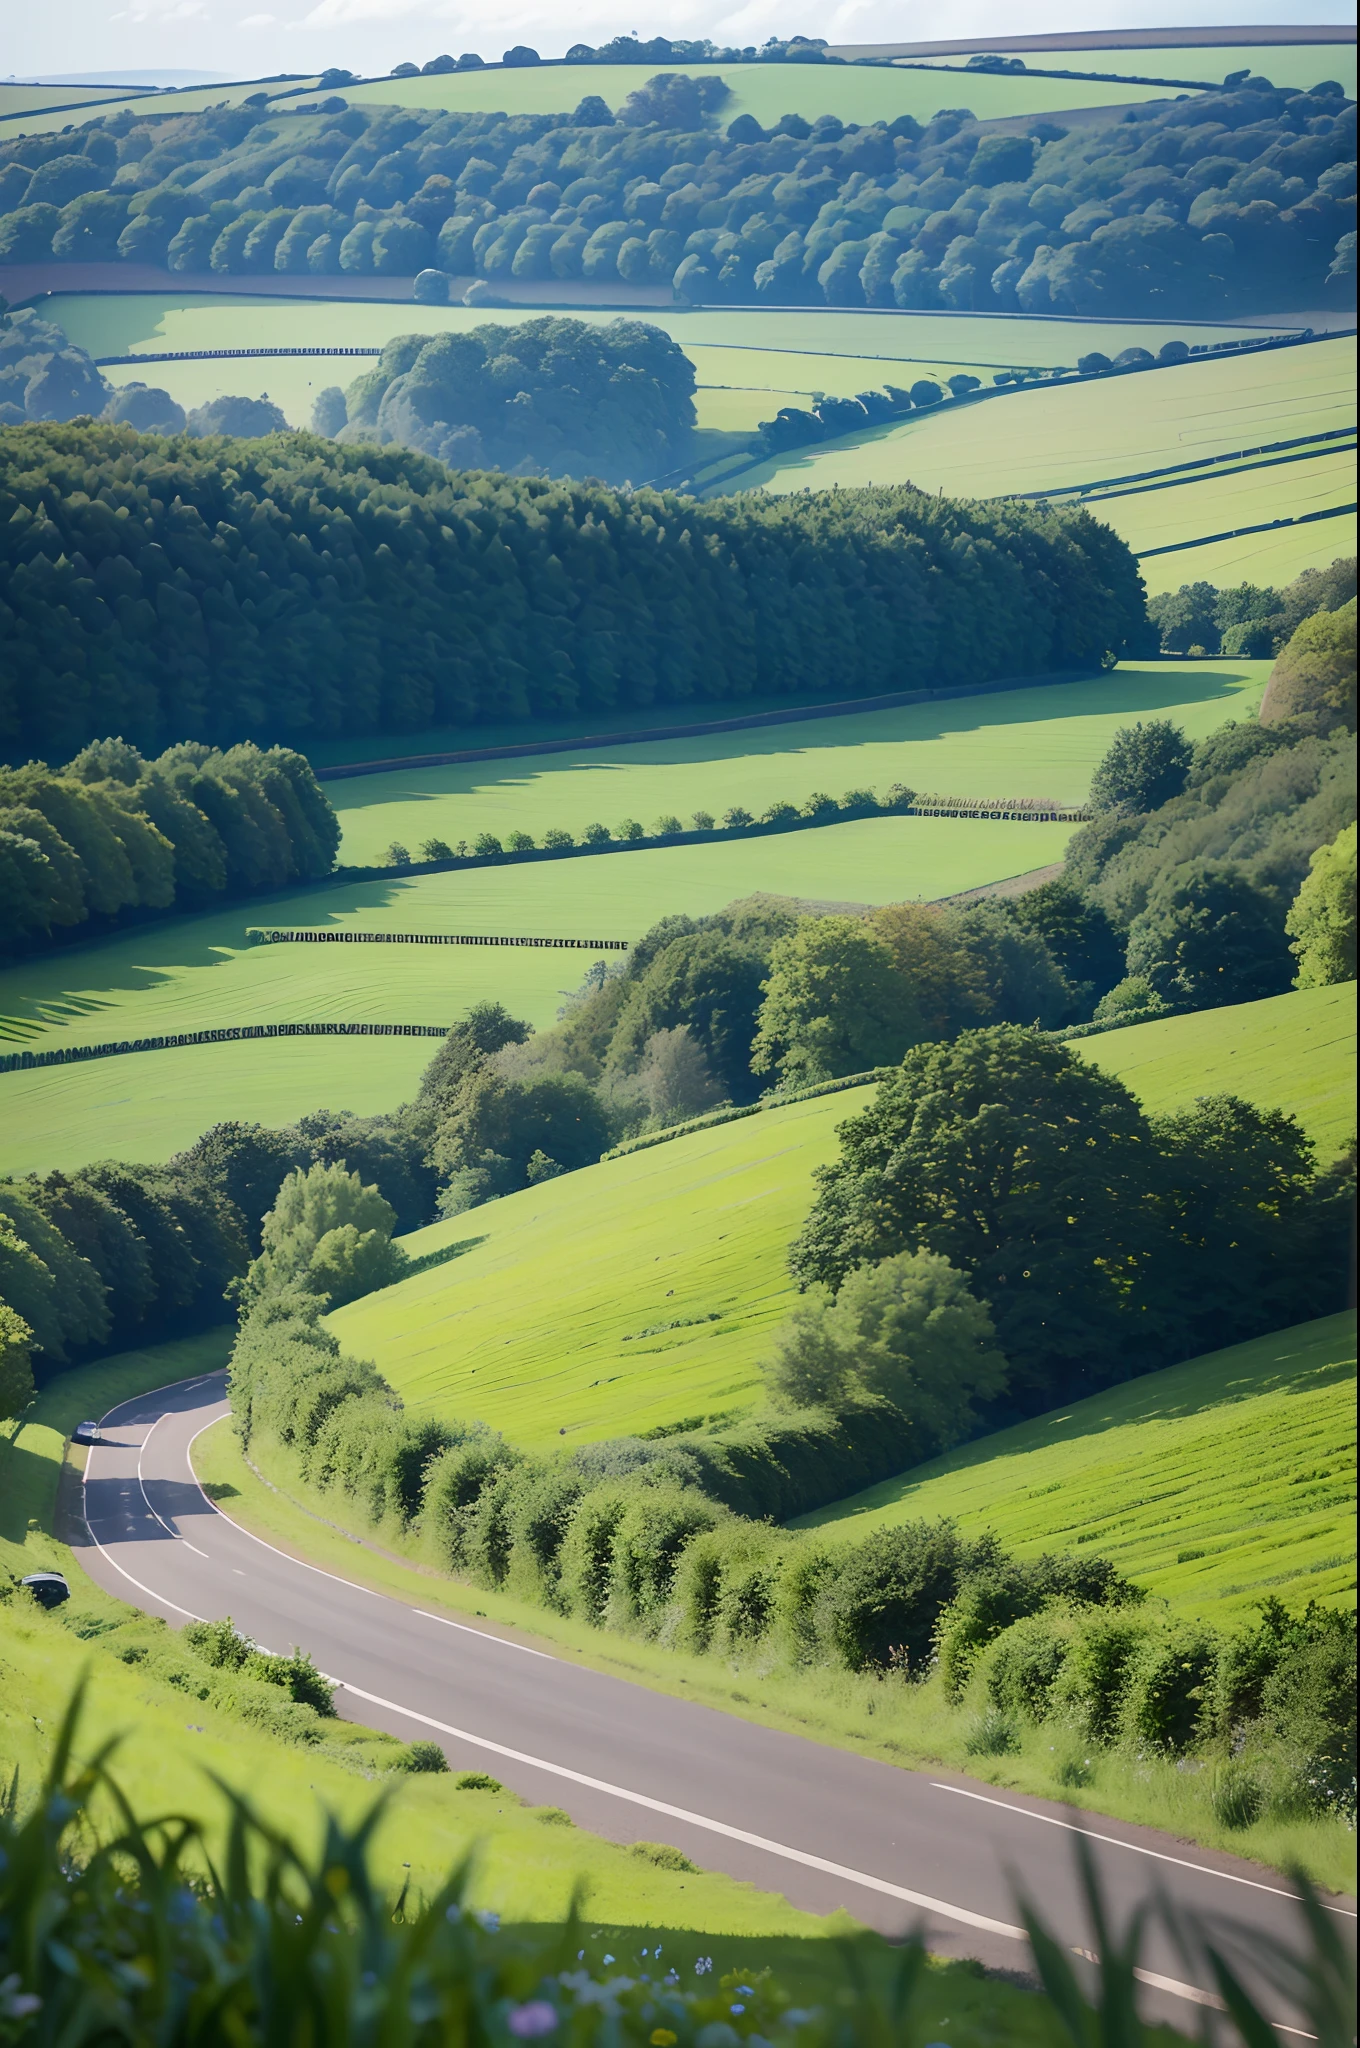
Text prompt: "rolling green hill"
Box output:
[[329, 983, 1357, 1451], [1077, 981, 1357, 1164], [793, 1313, 1357, 1623]]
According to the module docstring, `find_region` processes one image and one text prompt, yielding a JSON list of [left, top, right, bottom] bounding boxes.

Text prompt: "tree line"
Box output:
[[0, 422, 1145, 759], [0, 66, 1352, 317], [0, 738, 339, 959], [1147, 554, 1355, 657]]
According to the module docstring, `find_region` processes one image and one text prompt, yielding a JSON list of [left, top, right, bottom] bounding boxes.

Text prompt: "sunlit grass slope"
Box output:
[[743, 337, 1354, 501], [339, 61, 1177, 130], [330, 1084, 878, 1448], [0, 1348, 843, 1953], [56, 293, 1268, 437], [1078, 982, 1357, 1164], [1139, 517, 1359, 596], [331, 981, 1356, 1452], [899, 44, 1357, 96], [795, 1314, 1357, 1623], [327, 659, 1265, 864]]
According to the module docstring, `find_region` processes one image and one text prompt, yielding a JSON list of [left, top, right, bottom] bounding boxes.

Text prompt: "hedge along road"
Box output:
[[79, 1371, 1355, 2035]]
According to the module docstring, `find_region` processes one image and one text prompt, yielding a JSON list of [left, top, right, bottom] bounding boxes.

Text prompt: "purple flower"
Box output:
[[507, 2000, 559, 2038]]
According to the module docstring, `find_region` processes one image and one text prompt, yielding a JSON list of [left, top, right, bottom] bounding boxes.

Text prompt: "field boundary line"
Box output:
[[247, 929, 628, 948], [1011, 427, 1357, 501], [0, 1020, 448, 1075], [1136, 501, 1357, 559]]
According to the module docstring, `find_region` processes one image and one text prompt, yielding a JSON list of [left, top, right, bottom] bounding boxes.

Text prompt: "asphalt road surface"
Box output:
[[76, 1370, 1356, 2037]]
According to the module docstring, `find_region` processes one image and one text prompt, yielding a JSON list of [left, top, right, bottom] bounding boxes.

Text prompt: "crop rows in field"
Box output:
[[0, 1019, 450, 1074], [796, 1313, 1357, 1623]]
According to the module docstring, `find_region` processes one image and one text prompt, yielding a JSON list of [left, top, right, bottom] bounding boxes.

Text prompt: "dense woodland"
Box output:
[[0, 67, 1353, 315], [0, 739, 338, 954], [0, 422, 1144, 757]]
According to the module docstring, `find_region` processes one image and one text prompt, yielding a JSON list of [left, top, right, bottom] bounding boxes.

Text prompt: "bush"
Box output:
[[814, 1520, 992, 1675], [964, 1708, 1021, 1756], [630, 1840, 697, 1871], [608, 1485, 723, 1625], [454, 1770, 503, 1791], [1089, 720, 1193, 815], [1050, 1611, 1156, 1743], [395, 1739, 449, 1772], [1122, 1624, 1217, 1752], [983, 1609, 1078, 1721], [1211, 1765, 1264, 1830]]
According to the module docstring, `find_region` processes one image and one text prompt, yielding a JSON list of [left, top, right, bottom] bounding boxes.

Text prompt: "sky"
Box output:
[[7, 0, 1355, 90]]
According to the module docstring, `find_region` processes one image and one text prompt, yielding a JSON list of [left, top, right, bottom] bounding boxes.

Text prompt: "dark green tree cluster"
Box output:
[[1065, 703, 1355, 1013], [0, 737, 338, 958], [790, 1026, 1352, 1411], [1147, 556, 1356, 657], [0, 72, 1351, 314], [0, 422, 1144, 758], [321, 316, 695, 482]]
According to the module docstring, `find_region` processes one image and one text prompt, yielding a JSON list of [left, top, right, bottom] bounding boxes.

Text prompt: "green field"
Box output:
[[337, 61, 1184, 130], [327, 660, 1266, 863], [330, 982, 1356, 1451], [1076, 449, 1356, 557], [794, 1313, 1357, 1622], [0, 660, 1272, 1173], [900, 43, 1357, 94], [330, 1082, 880, 1448], [0, 77, 325, 136], [741, 337, 1355, 501], [0, 81, 146, 121], [1138, 517, 1360, 597], [54, 292, 1273, 440], [1076, 981, 1358, 1164]]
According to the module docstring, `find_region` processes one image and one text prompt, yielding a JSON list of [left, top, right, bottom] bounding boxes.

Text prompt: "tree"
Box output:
[[1089, 720, 1193, 815], [866, 902, 993, 1038], [765, 1250, 1006, 1453], [751, 916, 921, 1088], [790, 1027, 1164, 1395], [1124, 862, 1294, 1008], [1286, 822, 1357, 987], [636, 1025, 724, 1123], [1005, 879, 1124, 1003], [244, 1162, 404, 1307], [311, 386, 347, 435], [429, 1068, 612, 1199], [607, 930, 769, 1103], [103, 382, 185, 434], [416, 1004, 531, 1126], [170, 1122, 304, 1252], [0, 1302, 35, 1419], [1260, 599, 1357, 735], [186, 395, 288, 438]]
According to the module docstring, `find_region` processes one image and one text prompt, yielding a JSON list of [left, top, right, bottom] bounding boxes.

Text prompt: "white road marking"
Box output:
[[184, 1415, 380, 1595], [134, 1415, 209, 1555], [337, 1678, 1027, 1941], [413, 1609, 556, 1660], [931, 1783, 1357, 1917]]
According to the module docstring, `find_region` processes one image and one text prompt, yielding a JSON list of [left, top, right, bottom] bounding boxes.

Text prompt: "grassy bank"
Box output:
[[192, 1414, 1358, 1896], [796, 1314, 1357, 1621]]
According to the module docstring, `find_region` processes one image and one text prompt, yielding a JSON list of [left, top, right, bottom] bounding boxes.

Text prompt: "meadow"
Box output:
[[55, 292, 1275, 440], [329, 982, 1356, 1452], [794, 1312, 1357, 1624], [0, 76, 326, 137], [335, 61, 1182, 132], [742, 335, 1356, 501], [899, 44, 1357, 95], [1138, 519, 1360, 596], [1076, 980, 1357, 1163]]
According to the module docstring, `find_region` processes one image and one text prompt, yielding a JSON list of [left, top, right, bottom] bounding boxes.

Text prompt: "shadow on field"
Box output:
[[327, 667, 1255, 822]]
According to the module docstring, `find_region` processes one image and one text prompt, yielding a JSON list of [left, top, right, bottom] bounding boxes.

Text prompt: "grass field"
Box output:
[[327, 660, 1266, 863], [1075, 981, 1358, 1164], [330, 980, 1355, 1450], [330, 1083, 879, 1447], [0, 660, 1269, 1173], [1138, 517, 1359, 596], [901, 44, 1357, 95], [741, 338, 1355, 501], [1074, 449, 1356, 558], [795, 1313, 1357, 1623], [53, 293, 1272, 439], [0, 78, 326, 136], [336, 61, 1183, 130]]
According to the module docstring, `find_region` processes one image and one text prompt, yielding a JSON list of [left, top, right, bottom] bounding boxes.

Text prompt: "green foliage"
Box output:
[[763, 1249, 1007, 1457], [1287, 822, 1357, 987], [243, 1161, 406, 1308], [1089, 718, 1193, 816], [0, 1300, 35, 1418], [1261, 598, 1358, 734], [0, 423, 1147, 759], [751, 915, 918, 1087], [332, 316, 696, 484], [1124, 861, 1295, 1008], [0, 739, 338, 961]]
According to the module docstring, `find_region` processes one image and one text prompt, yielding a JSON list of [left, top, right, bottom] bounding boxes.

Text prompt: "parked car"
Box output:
[[72, 1420, 100, 1445], [20, 1571, 70, 1608]]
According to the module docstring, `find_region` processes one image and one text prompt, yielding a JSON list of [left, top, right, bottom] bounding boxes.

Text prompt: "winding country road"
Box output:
[[77, 1370, 1355, 2037]]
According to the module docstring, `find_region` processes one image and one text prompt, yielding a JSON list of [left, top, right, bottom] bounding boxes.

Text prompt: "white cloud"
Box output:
[[239, 10, 277, 21]]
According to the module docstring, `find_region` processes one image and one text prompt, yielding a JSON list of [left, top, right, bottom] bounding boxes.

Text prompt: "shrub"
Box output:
[[558, 1486, 630, 1623], [454, 1771, 503, 1791], [616, 819, 644, 841], [1211, 1765, 1264, 1830], [1286, 822, 1357, 987], [609, 1485, 723, 1625], [417, 837, 454, 861], [653, 815, 684, 836], [814, 1520, 992, 1675], [690, 810, 715, 830], [630, 1840, 697, 1871], [241, 1647, 336, 1716], [1050, 1611, 1156, 1742], [1122, 1624, 1217, 1752], [395, 1739, 449, 1772], [582, 822, 610, 845], [722, 807, 754, 829], [381, 841, 411, 866], [964, 1708, 1021, 1756], [505, 829, 535, 852], [473, 832, 503, 856], [983, 1609, 1078, 1721], [542, 828, 575, 849]]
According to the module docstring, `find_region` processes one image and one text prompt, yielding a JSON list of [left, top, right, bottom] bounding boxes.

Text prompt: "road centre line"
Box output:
[[184, 1414, 380, 1596], [337, 1678, 1025, 1942], [137, 1415, 208, 1555], [931, 1783, 1357, 1916]]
